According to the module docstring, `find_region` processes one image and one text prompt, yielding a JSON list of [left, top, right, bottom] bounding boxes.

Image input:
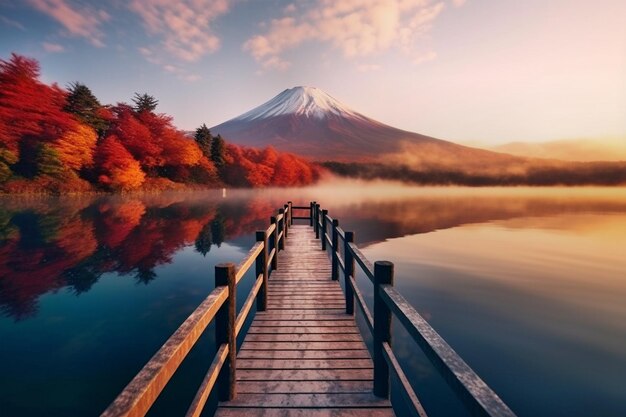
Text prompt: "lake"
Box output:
[[1, 184, 625, 417]]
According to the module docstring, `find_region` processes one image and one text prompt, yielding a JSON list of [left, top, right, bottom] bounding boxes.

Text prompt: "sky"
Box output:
[[0, 0, 625, 145]]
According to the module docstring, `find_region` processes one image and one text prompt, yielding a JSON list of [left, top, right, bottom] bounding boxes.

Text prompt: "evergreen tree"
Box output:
[[210, 214, 225, 248], [194, 222, 212, 256], [132, 93, 158, 113], [64, 82, 108, 135], [210, 134, 226, 169], [194, 123, 212, 158]]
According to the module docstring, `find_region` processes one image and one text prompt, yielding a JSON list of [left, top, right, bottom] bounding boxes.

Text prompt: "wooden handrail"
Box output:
[[102, 202, 294, 417], [101, 286, 228, 417], [313, 202, 517, 417], [380, 285, 516, 417], [235, 242, 263, 284]]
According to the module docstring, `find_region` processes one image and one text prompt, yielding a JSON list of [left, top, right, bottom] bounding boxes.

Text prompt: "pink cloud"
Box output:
[[243, 0, 445, 70], [42, 42, 65, 53], [27, 0, 109, 47], [129, 0, 231, 62]]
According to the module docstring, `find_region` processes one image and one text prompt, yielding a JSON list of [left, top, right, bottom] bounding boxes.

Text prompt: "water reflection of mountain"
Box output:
[[2, 189, 626, 320], [325, 193, 626, 246]]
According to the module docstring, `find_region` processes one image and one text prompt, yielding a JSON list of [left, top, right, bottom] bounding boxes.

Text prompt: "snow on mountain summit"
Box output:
[[232, 86, 362, 121]]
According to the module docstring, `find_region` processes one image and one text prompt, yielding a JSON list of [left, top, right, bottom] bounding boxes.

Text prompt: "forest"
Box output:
[[0, 53, 321, 193]]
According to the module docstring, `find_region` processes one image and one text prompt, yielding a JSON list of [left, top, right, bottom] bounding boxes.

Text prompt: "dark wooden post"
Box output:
[[255, 231, 268, 311], [373, 261, 393, 398], [283, 204, 289, 238], [314, 203, 320, 239], [331, 219, 339, 281], [321, 210, 328, 250], [215, 262, 237, 401], [278, 209, 285, 250], [288, 201, 293, 225], [270, 216, 278, 270], [309, 202, 314, 226], [344, 231, 355, 315]]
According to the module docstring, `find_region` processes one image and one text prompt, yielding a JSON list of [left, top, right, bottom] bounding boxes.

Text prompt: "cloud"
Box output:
[[138, 46, 202, 82], [0, 15, 26, 31], [452, 0, 467, 7], [243, 0, 445, 70], [26, 0, 109, 47], [129, 0, 231, 62], [357, 63, 382, 72], [42, 42, 65, 53]]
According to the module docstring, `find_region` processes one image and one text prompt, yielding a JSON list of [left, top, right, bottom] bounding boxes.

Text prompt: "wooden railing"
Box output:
[[311, 202, 517, 417], [100, 202, 293, 417]]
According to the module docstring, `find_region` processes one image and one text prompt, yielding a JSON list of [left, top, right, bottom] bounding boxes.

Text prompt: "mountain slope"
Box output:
[[211, 86, 524, 171]]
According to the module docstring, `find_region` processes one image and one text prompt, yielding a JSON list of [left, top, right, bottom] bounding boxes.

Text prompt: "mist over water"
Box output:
[[1, 183, 625, 416]]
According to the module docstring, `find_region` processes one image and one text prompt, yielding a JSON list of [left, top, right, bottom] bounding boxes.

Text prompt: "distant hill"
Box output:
[[491, 139, 626, 162]]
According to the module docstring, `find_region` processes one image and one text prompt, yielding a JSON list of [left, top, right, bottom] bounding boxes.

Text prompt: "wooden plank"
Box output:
[[238, 359, 372, 370], [248, 326, 359, 334], [237, 350, 371, 360], [216, 409, 394, 417], [220, 393, 390, 408], [250, 320, 356, 327], [240, 341, 367, 351], [236, 380, 373, 394], [245, 334, 363, 342], [236, 369, 374, 381]]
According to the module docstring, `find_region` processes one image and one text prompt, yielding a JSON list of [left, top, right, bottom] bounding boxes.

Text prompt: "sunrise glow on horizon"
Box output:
[[1, 0, 625, 144]]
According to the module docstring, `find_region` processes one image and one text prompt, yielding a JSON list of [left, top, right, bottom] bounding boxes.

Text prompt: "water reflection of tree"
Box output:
[[0, 195, 274, 320]]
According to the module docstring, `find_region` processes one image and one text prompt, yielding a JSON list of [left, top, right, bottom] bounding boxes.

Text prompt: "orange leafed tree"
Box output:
[[53, 123, 98, 171], [95, 135, 145, 190]]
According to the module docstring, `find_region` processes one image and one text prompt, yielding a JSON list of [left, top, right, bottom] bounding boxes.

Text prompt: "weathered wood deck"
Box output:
[[216, 225, 394, 416]]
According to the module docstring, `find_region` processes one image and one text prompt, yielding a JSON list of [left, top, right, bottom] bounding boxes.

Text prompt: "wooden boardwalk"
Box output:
[[215, 225, 394, 416]]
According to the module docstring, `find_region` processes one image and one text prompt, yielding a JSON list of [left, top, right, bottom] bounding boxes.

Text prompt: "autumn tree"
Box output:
[[53, 124, 98, 171], [194, 124, 212, 158], [94, 135, 145, 190], [0, 53, 74, 178], [109, 105, 161, 168], [35, 144, 65, 178], [132, 93, 158, 113], [64, 82, 108, 136]]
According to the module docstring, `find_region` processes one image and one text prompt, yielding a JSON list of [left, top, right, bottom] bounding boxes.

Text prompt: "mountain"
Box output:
[[211, 86, 525, 172]]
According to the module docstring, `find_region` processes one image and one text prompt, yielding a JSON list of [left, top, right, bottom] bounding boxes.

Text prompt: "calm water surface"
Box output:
[[0, 184, 625, 417]]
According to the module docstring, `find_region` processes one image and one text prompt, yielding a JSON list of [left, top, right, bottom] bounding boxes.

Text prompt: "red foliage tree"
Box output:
[[94, 135, 146, 190], [0, 54, 75, 155]]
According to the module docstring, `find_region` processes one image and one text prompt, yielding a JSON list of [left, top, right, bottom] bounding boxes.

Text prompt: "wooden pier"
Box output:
[[101, 202, 516, 417], [216, 224, 392, 416]]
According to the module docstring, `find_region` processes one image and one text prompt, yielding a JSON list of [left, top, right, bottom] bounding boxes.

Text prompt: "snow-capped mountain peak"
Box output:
[[232, 86, 361, 121]]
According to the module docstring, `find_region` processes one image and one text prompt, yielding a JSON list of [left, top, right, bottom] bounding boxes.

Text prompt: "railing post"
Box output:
[[314, 203, 320, 239], [270, 216, 278, 270], [288, 201, 293, 225], [255, 231, 268, 311], [309, 202, 314, 226], [331, 219, 339, 281], [215, 262, 237, 401], [321, 210, 328, 250], [344, 231, 355, 315], [373, 261, 393, 398], [283, 204, 289, 238], [278, 209, 285, 250]]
